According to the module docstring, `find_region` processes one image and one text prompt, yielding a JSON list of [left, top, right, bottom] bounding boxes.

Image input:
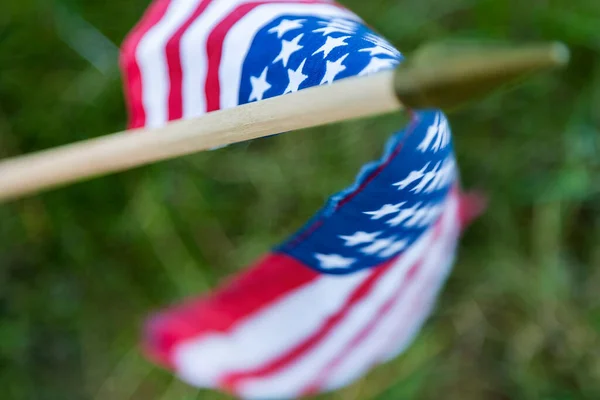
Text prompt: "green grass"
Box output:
[[1, 0, 600, 399]]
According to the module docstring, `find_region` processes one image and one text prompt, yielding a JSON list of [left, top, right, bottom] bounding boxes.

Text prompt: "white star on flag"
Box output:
[[433, 119, 451, 151], [249, 67, 271, 101], [313, 35, 350, 58], [378, 239, 409, 257], [364, 203, 405, 220], [339, 230, 381, 246], [359, 57, 398, 76], [363, 32, 401, 55], [273, 33, 304, 67], [314, 253, 356, 269], [320, 53, 348, 84], [425, 158, 456, 193], [283, 59, 309, 94], [418, 114, 441, 152], [405, 205, 433, 227], [404, 203, 444, 228], [359, 45, 397, 57], [386, 203, 422, 227], [412, 162, 441, 193], [268, 19, 305, 38], [418, 112, 451, 153], [361, 237, 396, 255], [394, 163, 430, 190], [421, 204, 445, 226], [313, 18, 358, 36]]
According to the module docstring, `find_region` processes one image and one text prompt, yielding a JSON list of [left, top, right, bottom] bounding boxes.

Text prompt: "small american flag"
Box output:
[[120, 0, 482, 398]]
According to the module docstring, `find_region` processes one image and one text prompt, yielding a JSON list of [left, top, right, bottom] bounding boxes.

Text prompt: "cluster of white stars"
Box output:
[[417, 112, 451, 153], [313, 18, 359, 36], [362, 31, 401, 57], [314, 232, 410, 270], [385, 203, 444, 228], [360, 236, 408, 257], [312, 112, 455, 271], [393, 156, 456, 194], [362, 201, 444, 229], [248, 17, 401, 102], [314, 199, 446, 270]]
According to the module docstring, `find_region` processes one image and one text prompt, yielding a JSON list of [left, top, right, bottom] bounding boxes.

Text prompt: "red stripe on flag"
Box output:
[[120, 0, 172, 129], [142, 252, 320, 368], [204, 0, 338, 112], [220, 256, 397, 392], [165, 0, 214, 121]]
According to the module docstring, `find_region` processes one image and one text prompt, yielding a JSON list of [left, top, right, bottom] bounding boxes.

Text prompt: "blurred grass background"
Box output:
[[1, 0, 600, 399]]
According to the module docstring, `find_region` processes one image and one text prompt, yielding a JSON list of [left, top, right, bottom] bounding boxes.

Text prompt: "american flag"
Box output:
[[120, 0, 482, 398]]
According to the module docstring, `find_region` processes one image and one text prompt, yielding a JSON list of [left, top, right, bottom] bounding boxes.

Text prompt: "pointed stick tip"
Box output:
[[548, 41, 570, 67], [394, 41, 571, 109]]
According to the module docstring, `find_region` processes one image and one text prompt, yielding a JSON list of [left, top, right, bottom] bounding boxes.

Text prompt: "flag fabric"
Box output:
[[119, 0, 483, 398]]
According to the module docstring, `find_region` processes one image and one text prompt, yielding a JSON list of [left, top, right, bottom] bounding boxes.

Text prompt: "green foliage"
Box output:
[[1, 0, 599, 399]]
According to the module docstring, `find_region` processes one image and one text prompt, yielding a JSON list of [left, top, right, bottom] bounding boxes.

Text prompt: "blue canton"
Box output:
[[238, 16, 457, 275], [280, 110, 456, 274], [239, 16, 402, 104]]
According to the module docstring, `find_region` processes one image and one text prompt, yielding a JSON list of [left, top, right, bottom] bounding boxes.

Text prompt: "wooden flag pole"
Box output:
[[0, 42, 569, 203], [0, 70, 401, 203]]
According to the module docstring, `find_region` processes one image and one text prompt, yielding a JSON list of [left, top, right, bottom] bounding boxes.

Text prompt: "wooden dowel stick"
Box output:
[[0, 70, 400, 202]]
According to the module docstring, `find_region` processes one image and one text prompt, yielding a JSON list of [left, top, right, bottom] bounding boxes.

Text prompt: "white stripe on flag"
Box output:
[[136, 0, 203, 128], [236, 217, 441, 398], [219, 3, 361, 110]]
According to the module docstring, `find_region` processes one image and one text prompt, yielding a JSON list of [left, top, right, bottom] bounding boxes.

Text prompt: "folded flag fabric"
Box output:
[[119, 0, 484, 398]]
